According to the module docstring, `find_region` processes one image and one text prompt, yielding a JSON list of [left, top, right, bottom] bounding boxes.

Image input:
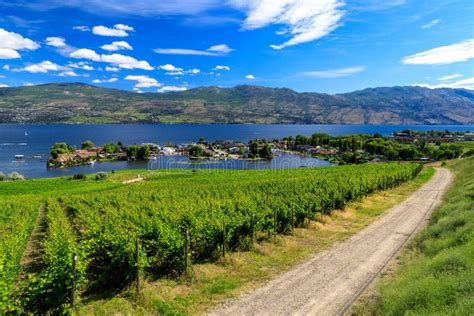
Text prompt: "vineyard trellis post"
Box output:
[[222, 220, 226, 258], [251, 212, 255, 244], [273, 208, 277, 241], [291, 204, 295, 233], [71, 252, 78, 309], [135, 238, 141, 296], [184, 228, 190, 271]]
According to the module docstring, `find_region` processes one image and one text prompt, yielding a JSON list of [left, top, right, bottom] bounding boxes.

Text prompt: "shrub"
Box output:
[[8, 172, 25, 181], [72, 173, 87, 180], [95, 172, 107, 180], [0, 172, 6, 181]]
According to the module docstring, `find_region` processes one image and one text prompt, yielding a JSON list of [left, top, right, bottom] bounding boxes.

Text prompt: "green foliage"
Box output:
[[50, 142, 75, 159], [72, 173, 87, 180], [126, 145, 150, 160], [103, 142, 119, 154], [81, 140, 95, 149], [95, 172, 107, 180], [379, 158, 474, 315], [188, 145, 204, 157], [0, 172, 6, 181]]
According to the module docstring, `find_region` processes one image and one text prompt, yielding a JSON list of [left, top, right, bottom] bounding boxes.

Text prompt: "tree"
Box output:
[[259, 144, 273, 159], [137, 145, 150, 160], [249, 141, 259, 158], [126, 145, 140, 159], [103, 143, 119, 154], [50, 142, 74, 159], [81, 140, 95, 149], [188, 145, 203, 157]]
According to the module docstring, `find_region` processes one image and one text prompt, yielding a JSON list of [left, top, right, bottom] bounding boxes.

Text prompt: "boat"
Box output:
[[33, 155, 42, 159], [15, 154, 25, 159], [25, 132, 28, 136]]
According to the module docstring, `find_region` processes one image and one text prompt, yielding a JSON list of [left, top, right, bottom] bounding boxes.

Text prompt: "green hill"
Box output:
[[0, 83, 473, 124]]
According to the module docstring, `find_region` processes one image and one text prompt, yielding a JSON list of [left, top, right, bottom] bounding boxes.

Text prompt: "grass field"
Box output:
[[354, 157, 473, 315]]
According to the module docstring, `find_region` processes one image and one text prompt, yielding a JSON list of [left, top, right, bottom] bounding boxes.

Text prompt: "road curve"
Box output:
[[209, 168, 453, 316]]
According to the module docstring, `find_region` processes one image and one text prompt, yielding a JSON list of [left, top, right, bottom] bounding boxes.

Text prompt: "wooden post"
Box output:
[[251, 212, 255, 243], [274, 208, 277, 241], [71, 252, 78, 308], [184, 228, 190, 271], [135, 238, 140, 296], [291, 204, 295, 233], [222, 221, 226, 258]]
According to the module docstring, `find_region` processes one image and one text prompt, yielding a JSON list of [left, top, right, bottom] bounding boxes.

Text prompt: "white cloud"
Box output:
[[101, 41, 133, 51], [92, 78, 118, 83], [0, 84, 9, 88], [159, 64, 183, 72], [421, 19, 441, 29], [58, 71, 80, 77], [125, 75, 162, 88], [402, 39, 474, 65], [213, 65, 231, 71], [92, 24, 134, 37], [2, 65, 10, 70], [245, 74, 256, 80], [229, 0, 345, 49], [114, 24, 134, 31], [207, 44, 233, 53], [105, 66, 120, 72], [438, 74, 463, 82], [68, 62, 94, 71], [154, 44, 233, 56], [45, 36, 66, 47], [24, 83, 35, 86], [70, 48, 153, 70], [0, 75, 4, 78], [0, 48, 20, 59], [158, 86, 188, 93], [0, 28, 40, 59], [414, 77, 474, 90], [159, 64, 201, 75], [298, 66, 365, 78], [15, 60, 68, 73], [73, 25, 90, 32]]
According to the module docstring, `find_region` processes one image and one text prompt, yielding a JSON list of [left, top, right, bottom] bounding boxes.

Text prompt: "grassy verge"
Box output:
[[353, 157, 473, 315], [75, 167, 435, 315]]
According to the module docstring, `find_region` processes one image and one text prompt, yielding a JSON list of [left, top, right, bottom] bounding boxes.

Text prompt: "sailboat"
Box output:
[[25, 132, 28, 136]]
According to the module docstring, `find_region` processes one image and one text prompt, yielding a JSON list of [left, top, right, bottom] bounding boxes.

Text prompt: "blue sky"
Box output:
[[0, 0, 473, 93]]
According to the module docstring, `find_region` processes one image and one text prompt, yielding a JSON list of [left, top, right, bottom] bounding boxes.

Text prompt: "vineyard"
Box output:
[[0, 163, 422, 313]]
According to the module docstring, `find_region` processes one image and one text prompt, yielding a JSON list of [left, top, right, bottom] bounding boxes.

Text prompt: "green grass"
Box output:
[[374, 157, 474, 315]]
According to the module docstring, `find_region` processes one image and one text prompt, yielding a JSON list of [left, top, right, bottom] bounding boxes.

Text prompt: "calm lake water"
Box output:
[[0, 124, 472, 179]]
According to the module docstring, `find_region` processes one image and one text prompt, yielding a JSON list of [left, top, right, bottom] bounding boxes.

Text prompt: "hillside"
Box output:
[[0, 83, 473, 124]]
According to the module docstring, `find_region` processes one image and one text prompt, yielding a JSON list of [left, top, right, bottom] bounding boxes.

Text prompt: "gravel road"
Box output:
[[209, 168, 453, 316]]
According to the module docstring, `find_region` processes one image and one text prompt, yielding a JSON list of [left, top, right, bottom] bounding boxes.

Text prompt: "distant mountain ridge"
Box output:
[[0, 83, 473, 124]]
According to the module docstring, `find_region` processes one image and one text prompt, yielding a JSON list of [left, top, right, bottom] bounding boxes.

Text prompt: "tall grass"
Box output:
[[379, 157, 474, 315]]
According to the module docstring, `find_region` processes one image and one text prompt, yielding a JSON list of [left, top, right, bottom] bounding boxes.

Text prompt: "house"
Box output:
[[74, 149, 97, 160], [464, 132, 474, 141]]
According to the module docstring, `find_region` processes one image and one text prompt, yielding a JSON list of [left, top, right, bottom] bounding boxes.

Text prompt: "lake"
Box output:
[[0, 124, 472, 178]]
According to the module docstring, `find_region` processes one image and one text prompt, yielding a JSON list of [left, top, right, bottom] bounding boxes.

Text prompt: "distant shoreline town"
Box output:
[[47, 130, 474, 169]]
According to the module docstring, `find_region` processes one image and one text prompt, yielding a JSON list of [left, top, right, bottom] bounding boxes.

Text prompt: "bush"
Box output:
[[8, 172, 25, 181], [72, 173, 87, 180], [0, 172, 6, 181], [95, 172, 107, 180]]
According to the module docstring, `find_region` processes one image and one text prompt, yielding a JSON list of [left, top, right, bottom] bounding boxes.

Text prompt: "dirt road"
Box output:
[[209, 168, 453, 316]]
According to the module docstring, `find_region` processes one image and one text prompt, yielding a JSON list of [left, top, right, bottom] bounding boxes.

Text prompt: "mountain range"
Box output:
[[0, 83, 473, 124]]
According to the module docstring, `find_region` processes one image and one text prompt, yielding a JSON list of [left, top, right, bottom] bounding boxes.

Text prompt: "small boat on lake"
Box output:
[[15, 154, 25, 159], [33, 155, 42, 159]]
